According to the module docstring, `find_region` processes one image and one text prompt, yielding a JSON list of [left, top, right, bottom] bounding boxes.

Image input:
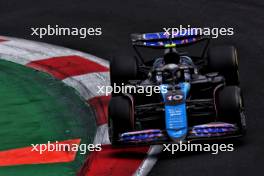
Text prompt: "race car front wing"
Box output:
[[119, 122, 241, 144]]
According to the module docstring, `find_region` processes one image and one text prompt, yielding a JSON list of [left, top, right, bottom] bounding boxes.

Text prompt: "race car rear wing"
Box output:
[[131, 31, 209, 48]]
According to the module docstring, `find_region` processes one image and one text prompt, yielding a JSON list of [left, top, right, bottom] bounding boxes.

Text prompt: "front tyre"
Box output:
[[216, 86, 246, 133], [208, 45, 239, 85], [108, 95, 134, 144]]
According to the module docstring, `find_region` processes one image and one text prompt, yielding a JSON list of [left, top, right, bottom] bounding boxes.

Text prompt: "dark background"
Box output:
[[1, 0, 263, 175]]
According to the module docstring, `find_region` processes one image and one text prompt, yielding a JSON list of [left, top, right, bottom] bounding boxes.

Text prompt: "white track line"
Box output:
[[93, 124, 111, 145], [133, 145, 163, 176]]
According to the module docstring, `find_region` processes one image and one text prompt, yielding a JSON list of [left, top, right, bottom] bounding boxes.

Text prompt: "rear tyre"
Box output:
[[216, 86, 246, 133], [108, 95, 134, 144], [208, 45, 239, 85]]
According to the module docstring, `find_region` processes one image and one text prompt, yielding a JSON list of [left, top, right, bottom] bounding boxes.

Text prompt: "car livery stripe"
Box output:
[[0, 36, 159, 176]]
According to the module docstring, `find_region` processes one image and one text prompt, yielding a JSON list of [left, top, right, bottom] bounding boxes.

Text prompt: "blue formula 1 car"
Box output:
[[108, 31, 246, 145]]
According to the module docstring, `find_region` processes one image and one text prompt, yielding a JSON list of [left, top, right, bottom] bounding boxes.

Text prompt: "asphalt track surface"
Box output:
[[0, 0, 264, 175]]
